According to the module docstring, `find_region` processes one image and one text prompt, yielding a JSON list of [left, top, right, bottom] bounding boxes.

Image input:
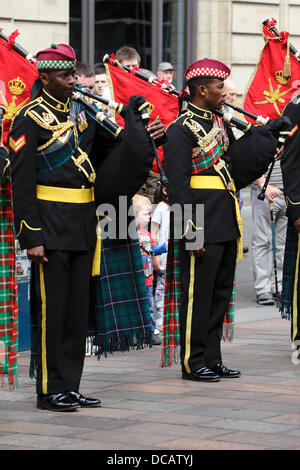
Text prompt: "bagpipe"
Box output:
[[72, 87, 123, 138], [73, 85, 169, 186]]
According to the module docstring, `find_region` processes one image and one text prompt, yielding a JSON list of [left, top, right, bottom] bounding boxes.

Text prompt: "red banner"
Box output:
[[105, 56, 179, 174], [0, 32, 38, 145], [243, 25, 300, 122]]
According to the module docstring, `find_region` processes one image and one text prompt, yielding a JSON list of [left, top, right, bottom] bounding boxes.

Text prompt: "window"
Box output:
[[94, 0, 152, 68], [69, 0, 82, 60], [69, 0, 195, 89]]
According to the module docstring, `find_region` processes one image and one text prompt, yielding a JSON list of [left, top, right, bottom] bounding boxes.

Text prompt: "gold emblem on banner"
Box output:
[[0, 76, 29, 120], [254, 77, 293, 116], [275, 70, 290, 85]]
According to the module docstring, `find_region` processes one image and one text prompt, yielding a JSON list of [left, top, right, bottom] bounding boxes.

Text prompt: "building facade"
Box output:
[[1, 0, 300, 94]]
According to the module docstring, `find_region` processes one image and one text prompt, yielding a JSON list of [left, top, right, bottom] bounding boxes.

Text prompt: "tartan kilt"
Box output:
[[281, 218, 298, 322], [89, 230, 152, 355], [0, 173, 18, 390], [161, 214, 236, 368]]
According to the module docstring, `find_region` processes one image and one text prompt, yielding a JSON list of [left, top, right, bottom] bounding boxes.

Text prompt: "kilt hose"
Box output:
[[179, 239, 237, 374], [30, 249, 93, 395]]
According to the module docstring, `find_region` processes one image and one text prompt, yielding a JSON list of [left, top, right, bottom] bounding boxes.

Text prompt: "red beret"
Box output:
[[185, 59, 230, 81], [36, 44, 76, 70]]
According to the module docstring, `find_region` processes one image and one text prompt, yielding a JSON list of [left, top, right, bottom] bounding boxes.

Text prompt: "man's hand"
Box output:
[[265, 184, 283, 203], [27, 245, 48, 263], [187, 245, 206, 258], [274, 146, 284, 161], [294, 218, 300, 233], [146, 119, 165, 140]]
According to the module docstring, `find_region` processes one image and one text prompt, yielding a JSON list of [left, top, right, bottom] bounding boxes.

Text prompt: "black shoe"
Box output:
[[37, 393, 80, 412], [67, 390, 101, 408], [182, 367, 220, 382], [211, 363, 241, 378]]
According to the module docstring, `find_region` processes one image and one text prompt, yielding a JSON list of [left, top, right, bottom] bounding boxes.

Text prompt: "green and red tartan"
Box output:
[[0, 172, 18, 389], [191, 116, 229, 174], [160, 218, 181, 367], [161, 235, 236, 368]]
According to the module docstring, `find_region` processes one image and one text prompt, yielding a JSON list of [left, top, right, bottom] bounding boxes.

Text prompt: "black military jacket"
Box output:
[[9, 89, 116, 251], [164, 102, 240, 244]]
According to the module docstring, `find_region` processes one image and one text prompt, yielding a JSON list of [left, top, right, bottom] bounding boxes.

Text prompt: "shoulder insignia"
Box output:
[[184, 118, 204, 134], [289, 124, 299, 138], [22, 97, 43, 117], [9, 134, 26, 153]]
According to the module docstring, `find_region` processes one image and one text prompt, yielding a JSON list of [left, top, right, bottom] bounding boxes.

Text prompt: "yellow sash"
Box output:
[[36, 184, 101, 276], [190, 175, 243, 260]]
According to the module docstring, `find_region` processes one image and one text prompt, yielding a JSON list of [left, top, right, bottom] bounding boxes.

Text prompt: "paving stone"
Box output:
[[156, 437, 265, 450], [1, 309, 300, 450], [75, 425, 231, 447], [103, 383, 195, 394], [264, 413, 300, 425], [199, 418, 297, 434], [0, 421, 93, 437], [213, 431, 300, 450], [0, 433, 83, 449]]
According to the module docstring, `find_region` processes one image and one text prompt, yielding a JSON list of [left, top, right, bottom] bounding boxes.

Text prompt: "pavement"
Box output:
[[1, 192, 300, 452]]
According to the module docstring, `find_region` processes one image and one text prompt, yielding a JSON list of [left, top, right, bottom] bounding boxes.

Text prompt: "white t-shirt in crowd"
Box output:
[[151, 201, 170, 271]]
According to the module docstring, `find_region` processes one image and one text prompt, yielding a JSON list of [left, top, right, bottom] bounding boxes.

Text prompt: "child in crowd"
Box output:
[[132, 194, 167, 345], [151, 184, 170, 335]]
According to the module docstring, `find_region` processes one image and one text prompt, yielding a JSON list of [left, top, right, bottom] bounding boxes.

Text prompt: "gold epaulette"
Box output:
[[9, 97, 43, 130], [20, 96, 43, 117]]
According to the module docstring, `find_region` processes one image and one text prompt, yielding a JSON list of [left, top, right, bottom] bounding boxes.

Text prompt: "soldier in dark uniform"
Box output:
[[9, 44, 164, 411], [164, 59, 289, 382], [280, 95, 300, 346]]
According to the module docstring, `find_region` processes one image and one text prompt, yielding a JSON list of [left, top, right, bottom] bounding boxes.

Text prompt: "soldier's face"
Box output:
[[41, 69, 76, 100], [203, 79, 226, 111]]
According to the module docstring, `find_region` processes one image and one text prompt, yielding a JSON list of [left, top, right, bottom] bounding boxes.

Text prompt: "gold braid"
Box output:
[[184, 118, 221, 151], [27, 110, 78, 151]]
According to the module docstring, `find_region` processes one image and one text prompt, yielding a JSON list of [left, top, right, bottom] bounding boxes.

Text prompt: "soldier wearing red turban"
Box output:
[[163, 58, 290, 381]]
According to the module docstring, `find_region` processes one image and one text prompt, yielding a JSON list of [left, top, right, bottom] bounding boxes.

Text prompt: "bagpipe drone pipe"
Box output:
[[72, 89, 162, 206]]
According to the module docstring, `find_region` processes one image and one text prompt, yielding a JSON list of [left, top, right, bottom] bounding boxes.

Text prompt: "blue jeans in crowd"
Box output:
[[146, 285, 155, 332]]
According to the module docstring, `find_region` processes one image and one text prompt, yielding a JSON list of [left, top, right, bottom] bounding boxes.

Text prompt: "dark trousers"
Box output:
[[179, 240, 237, 373], [31, 250, 93, 395]]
